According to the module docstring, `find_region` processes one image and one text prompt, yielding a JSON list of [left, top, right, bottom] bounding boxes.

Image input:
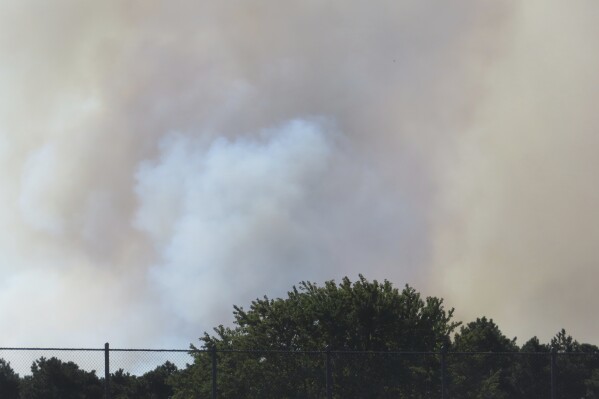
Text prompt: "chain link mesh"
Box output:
[[1, 348, 599, 398]]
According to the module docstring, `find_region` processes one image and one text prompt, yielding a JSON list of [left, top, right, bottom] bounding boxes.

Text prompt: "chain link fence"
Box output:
[[1, 346, 598, 398]]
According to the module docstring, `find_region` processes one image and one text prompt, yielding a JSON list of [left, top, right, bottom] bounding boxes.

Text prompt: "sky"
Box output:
[[1, 0, 599, 348]]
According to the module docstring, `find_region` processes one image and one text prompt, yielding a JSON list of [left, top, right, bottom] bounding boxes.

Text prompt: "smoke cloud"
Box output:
[[1, 0, 598, 346], [432, 1, 599, 343]]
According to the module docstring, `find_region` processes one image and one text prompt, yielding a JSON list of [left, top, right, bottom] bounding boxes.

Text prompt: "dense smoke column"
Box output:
[[2, 1, 599, 346]]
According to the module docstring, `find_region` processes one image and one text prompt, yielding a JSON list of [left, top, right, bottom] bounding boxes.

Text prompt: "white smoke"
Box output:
[[134, 120, 334, 332], [1, 0, 599, 347]]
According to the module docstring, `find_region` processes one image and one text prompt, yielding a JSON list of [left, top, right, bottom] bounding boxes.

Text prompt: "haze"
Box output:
[[1, 0, 598, 347]]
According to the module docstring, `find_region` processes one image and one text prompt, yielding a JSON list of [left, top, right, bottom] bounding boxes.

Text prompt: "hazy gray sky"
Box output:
[[1, 0, 599, 347]]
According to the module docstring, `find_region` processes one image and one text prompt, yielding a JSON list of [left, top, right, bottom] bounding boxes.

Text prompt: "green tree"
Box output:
[[514, 336, 550, 398], [137, 361, 179, 398], [110, 369, 142, 399], [110, 362, 179, 399], [450, 317, 518, 398], [172, 275, 459, 398], [585, 369, 599, 399], [20, 357, 102, 399], [550, 329, 599, 399], [0, 358, 20, 399]]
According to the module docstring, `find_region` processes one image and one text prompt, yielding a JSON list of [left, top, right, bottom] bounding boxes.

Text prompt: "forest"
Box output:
[[1, 276, 598, 398]]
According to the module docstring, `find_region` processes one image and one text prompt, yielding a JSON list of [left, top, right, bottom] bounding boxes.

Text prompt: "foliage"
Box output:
[[449, 317, 519, 398], [550, 329, 599, 398], [110, 362, 179, 399], [19, 357, 102, 399], [173, 275, 459, 398], [138, 361, 179, 399], [514, 336, 551, 398], [109, 369, 140, 399], [225, 275, 457, 352], [0, 359, 20, 399], [3, 277, 599, 397]]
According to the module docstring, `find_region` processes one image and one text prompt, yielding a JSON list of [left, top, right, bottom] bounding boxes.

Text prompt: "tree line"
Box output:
[[1, 276, 598, 398]]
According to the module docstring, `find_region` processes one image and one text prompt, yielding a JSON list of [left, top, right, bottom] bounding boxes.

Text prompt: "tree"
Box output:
[[110, 362, 179, 399], [0, 359, 20, 399], [110, 369, 141, 399], [137, 361, 179, 399], [19, 357, 102, 399], [550, 329, 599, 398], [172, 275, 459, 398], [450, 317, 519, 398], [515, 336, 551, 398]]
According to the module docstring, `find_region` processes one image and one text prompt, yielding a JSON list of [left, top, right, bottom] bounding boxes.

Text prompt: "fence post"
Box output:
[[550, 348, 557, 399], [441, 345, 448, 399], [104, 342, 110, 399], [211, 345, 217, 399], [325, 346, 333, 399]]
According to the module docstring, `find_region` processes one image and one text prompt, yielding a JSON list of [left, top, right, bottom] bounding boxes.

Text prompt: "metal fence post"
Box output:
[[441, 345, 448, 399], [211, 345, 217, 399], [325, 346, 333, 399], [550, 348, 557, 399], [104, 342, 110, 399]]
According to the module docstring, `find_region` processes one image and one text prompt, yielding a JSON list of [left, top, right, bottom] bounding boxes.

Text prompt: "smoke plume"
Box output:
[[1, 0, 598, 346]]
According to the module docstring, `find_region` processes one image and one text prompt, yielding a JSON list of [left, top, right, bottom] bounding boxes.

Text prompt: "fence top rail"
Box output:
[[210, 349, 599, 355], [0, 347, 106, 352], [209, 349, 437, 355], [0, 347, 196, 352], [450, 351, 549, 356]]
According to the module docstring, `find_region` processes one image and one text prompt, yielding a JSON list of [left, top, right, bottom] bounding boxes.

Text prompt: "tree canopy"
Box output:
[[202, 275, 458, 352], [19, 357, 102, 399], [1, 276, 599, 398], [173, 275, 459, 398]]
